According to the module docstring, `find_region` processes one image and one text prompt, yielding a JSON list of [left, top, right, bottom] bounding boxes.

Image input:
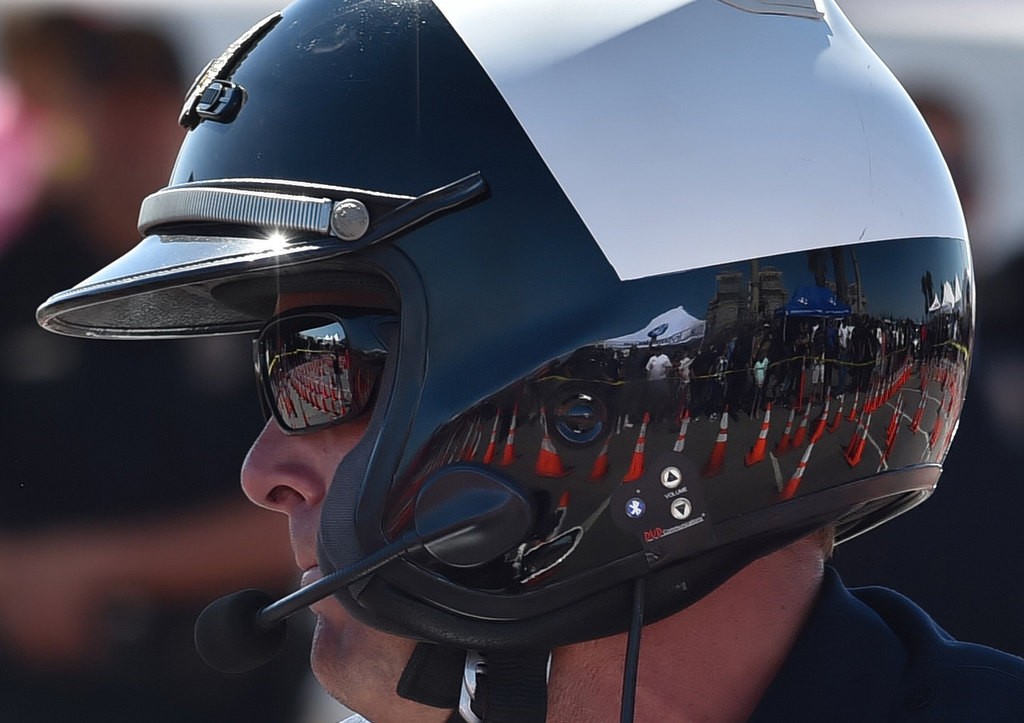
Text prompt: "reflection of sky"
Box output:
[[299, 322, 344, 343], [675, 237, 969, 322]]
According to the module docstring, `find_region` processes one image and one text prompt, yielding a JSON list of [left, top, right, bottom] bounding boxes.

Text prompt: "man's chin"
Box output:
[[308, 611, 449, 723], [310, 613, 352, 702]]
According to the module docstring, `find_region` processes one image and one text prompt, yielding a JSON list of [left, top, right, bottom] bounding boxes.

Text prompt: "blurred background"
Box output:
[[0, 1, 1021, 721]]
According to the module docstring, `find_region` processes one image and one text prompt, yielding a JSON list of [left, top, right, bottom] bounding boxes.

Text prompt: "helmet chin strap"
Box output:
[[396, 643, 551, 722], [397, 578, 649, 723], [619, 577, 647, 723]]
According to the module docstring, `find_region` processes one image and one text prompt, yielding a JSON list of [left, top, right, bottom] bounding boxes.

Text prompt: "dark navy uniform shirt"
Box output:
[[751, 566, 1024, 721]]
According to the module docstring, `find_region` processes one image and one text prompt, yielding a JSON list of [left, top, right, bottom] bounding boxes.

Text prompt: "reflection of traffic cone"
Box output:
[[588, 436, 611, 482], [846, 390, 860, 422], [623, 413, 650, 482], [462, 421, 482, 461], [928, 407, 944, 450], [908, 391, 927, 434], [781, 441, 815, 500], [809, 396, 830, 445], [827, 395, 844, 433], [745, 403, 772, 466], [702, 408, 729, 478], [882, 398, 903, 463], [552, 489, 570, 536], [535, 408, 570, 478], [499, 404, 518, 467], [792, 403, 812, 449], [774, 407, 796, 456], [673, 410, 691, 453], [482, 413, 501, 464], [844, 411, 871, 467], [867, 378, 881, 414], [884, 394, 904, 449]]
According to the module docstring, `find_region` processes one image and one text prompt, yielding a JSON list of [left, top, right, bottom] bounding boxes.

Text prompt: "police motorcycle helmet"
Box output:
[[39, 0, 972, 718]]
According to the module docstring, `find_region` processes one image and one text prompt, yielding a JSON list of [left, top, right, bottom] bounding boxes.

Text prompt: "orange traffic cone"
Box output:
[[774, 407, 796, 456], [846, 389, 860, 422], [792, 404, 812, 449], [744, 403, 772, 466], [623, 413, 650, 482], [781, 441, 816, 500], [928, 406, 945, 450], [884, 394, 904, 448], [827, 395, 844, 433], [702, 408, 729, 478], [462, 421, 482, 461], [588, 436, 610, 482], [551, 489, 570, 536], [535, 408, 570, 478], [866, 378, 880, 414], [672, 410, 690, 453], [844, 410, 872, 467], [908, 390, 927, 434], [482, 413, 501, 464], [499, 404, 518, 467], [882, 398, 903, 463], [809, 396, 830, 445]]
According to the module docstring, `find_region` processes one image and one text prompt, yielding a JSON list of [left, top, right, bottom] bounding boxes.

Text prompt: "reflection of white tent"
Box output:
[[928, 277, 966, 313], [605, 306, 705, 348], [940, 281, 956, 311]]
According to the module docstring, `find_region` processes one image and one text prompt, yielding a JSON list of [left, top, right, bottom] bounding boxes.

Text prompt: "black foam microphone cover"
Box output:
[[194, 588, 285, 673]]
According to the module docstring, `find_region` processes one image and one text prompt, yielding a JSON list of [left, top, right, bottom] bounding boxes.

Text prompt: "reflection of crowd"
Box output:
[[551, 304, 970, 433], [832, 90, 1024, 661]]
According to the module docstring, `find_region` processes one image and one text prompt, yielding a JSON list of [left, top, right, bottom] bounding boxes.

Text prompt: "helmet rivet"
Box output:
[[330, 199, 370, 241]]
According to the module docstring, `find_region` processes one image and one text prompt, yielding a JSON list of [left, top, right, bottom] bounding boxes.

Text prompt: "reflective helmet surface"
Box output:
[[39, 0, 972, 649]]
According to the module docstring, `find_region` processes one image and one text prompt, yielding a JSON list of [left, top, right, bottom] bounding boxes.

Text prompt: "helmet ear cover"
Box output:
[[332, 467, 935, 652], [347, 526, 799, 651]]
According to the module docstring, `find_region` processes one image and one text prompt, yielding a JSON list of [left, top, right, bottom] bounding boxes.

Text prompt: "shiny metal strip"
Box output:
[[138, 186, 334, 236]]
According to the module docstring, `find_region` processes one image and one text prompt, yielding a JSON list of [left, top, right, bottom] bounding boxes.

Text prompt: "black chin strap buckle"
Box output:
[[396, 642, 552, 722], [459, 649, 552, 723]]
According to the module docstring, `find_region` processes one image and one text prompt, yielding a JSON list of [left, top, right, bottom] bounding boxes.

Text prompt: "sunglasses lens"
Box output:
[[258, 313, 389, 432]]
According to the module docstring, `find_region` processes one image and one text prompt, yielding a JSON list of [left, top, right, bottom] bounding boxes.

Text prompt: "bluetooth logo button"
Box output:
[[626, 498, 646, 519]]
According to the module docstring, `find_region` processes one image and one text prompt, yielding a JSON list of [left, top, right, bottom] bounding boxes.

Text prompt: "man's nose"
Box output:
[[240, 420, 328, 514]]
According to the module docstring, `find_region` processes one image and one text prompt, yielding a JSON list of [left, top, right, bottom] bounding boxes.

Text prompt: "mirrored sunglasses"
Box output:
[[255, 308, 396, 434]]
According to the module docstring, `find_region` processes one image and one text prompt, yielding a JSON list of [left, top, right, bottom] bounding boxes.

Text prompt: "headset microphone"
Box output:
[[194, 465, 535, 673]]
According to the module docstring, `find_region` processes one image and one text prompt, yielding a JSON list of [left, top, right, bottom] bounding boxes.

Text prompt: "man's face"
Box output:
[[240, 291, 447, 722]]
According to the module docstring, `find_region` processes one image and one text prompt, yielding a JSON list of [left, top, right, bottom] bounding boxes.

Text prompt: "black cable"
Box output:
[[620, 576, 646, 723]]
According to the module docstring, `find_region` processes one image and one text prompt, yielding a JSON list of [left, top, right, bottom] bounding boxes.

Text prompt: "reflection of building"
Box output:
[[847, 282, 867, 313], [707, 264, 790, 339], [706, 270, 747, 339], [756, 266, 787, 317]]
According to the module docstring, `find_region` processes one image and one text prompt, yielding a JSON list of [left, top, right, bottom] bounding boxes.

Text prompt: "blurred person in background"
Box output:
[[0, 70, 47, 254], [835, 90, 1024, 658], [0, 11, 313, 722]]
